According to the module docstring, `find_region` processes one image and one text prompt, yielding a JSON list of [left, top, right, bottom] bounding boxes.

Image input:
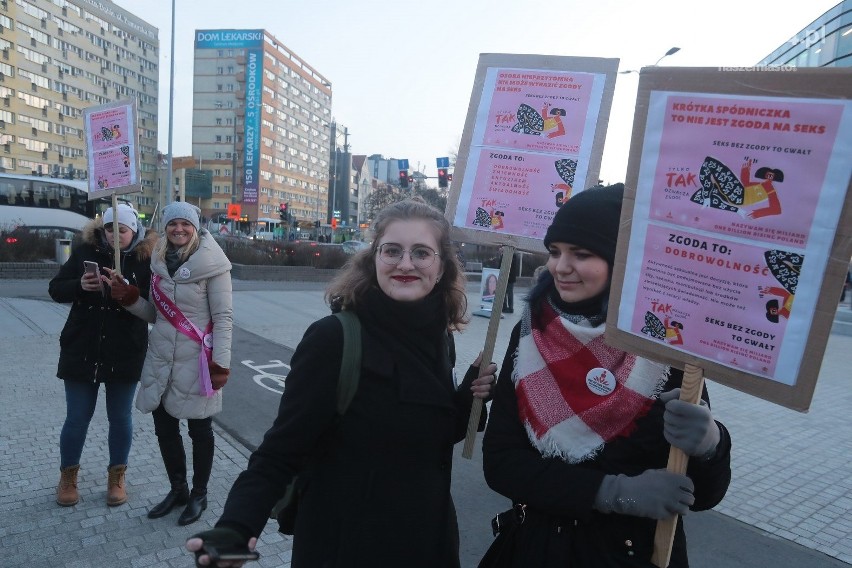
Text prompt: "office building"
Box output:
[[192, 29, 332, 227], [757, 0, 851, 67], [0, 0, 159, 215]]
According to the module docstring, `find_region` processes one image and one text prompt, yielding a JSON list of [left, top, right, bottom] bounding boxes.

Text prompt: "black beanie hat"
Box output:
[[543, 183, 625, 265]]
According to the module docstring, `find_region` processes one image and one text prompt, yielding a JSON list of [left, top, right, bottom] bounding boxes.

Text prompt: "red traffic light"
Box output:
[[437, 168, 449, 188]]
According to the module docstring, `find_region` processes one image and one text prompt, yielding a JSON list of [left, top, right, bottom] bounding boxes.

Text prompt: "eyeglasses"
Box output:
[[377, 243, 440, 268]]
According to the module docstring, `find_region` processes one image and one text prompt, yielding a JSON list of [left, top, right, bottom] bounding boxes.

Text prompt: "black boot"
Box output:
[[148, 437, 188, 519], [177, 488, 207, 526]]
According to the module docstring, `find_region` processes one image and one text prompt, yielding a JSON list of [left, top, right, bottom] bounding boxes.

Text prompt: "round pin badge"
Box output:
[[585, 368, 616, 396], [178, 267, 191, 280], [203, 335, 213, 349]]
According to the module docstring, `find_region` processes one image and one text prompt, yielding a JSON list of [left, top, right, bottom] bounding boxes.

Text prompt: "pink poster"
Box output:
[[619, 89, 851, 386], [482, 70, 595, 154], [462, 149, 579, 239], [83, 100, 138, 197], [88, 107, 131, 152], [92, 146, 133, 190], [629, 224, 801, 377], [648, 95, 844, 248]]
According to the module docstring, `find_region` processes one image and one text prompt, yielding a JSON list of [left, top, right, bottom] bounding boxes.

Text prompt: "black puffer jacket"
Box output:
[[48, 218, 157, 383]]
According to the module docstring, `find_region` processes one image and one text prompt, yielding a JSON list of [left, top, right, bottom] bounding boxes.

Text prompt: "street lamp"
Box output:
[[619, 46, 681, 74], [654, 47, 681, 66]]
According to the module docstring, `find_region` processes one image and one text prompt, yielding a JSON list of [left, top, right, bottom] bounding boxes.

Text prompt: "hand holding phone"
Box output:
[[205, 545, 260, 564], [81, 261, 103, 293]]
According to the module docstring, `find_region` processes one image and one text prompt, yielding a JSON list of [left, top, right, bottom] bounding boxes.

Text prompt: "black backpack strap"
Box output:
[[334, 311, 361, 415]]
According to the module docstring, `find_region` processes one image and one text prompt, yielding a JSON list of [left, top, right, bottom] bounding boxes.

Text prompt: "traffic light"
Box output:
[[399, 170, 409, 189], [438, 168, 449, 188], [279, 202, 288, 221]]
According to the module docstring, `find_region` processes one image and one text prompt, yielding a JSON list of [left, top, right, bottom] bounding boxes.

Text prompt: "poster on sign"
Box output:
[[445, 53, 618, 251], [607, 67, 852, 411], [83, 99, 141, 199]]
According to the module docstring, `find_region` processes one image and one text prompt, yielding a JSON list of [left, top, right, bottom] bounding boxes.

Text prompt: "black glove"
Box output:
[[660, 389, 721, 458], [190, 527, 250, 567], [594, 470, 695, 519]]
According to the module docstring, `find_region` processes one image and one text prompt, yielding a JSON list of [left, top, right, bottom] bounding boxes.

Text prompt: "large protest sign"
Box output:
[[83, 99, 141, 199], [608, 67, 852, 413], [446, 53, 619, 457], [445, 53, 618, 251]]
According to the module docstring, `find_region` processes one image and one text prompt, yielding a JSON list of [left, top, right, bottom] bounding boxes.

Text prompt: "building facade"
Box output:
[[192, 29, 332, 228], [757, 0, 851, 67], [0, 0, 159, 215]]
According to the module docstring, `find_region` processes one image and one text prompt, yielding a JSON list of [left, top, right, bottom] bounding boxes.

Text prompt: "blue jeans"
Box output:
[[60, 381, 138, 469]]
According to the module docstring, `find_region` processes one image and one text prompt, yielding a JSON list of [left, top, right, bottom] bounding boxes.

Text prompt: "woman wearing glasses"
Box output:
[[188, 198, 497, 567]]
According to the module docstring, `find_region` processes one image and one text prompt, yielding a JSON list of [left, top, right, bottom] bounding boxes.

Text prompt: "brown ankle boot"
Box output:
[[107, 464, 127, 506], [56, 464, 80, 506]]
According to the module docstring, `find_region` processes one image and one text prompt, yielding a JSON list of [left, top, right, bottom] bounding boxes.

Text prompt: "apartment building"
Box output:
[[0, 0, 159, 215], [192, 28, 332, 226]]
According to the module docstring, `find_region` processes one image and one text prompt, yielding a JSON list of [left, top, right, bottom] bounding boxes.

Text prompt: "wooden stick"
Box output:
[[651, 363, 705, 567], [111, 193, 121, 277], [461, 245, 515, 459]]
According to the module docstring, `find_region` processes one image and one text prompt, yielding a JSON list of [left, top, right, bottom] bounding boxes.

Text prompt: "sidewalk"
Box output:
[[1, 284, 851, 567]]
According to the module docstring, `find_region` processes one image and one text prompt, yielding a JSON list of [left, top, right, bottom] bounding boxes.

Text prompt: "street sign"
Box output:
[[437, 156, 450, 168], [398, 159, 409, 170], [227, 203, 241, 220]]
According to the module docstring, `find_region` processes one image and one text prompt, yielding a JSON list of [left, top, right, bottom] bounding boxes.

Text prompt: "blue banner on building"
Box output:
[[194, 29, 264, 203], [242, 47, 263, 202], [194, 29, 263, 49]]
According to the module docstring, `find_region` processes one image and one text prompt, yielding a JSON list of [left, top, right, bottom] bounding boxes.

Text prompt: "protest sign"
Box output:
[[608, 67, 852, 413], [445, 53, 618, 251], [447, 53, 619, 457], [83, 99, 141, 199]]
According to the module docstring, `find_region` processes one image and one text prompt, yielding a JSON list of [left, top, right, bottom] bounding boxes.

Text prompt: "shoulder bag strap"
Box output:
[[334, 310, 362, 415]]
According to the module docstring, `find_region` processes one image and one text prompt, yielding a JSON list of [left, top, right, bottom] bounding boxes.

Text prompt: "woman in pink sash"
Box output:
[[114, 202, 232, 526]]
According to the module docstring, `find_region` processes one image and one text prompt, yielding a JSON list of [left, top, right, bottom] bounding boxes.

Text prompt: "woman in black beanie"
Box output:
[[481, 184, 732, 567]]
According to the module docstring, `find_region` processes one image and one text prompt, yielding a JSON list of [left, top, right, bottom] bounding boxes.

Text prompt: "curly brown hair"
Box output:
[[325, 198, 468, 331]]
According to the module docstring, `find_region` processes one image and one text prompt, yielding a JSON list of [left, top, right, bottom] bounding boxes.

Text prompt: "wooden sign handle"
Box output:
[[111, 193, 122, 277], [651, 363, 705, 567], [461, 246, 515, 459]]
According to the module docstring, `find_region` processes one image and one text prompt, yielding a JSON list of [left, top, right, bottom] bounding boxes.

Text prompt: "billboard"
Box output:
[[195, 29, 264, 203]]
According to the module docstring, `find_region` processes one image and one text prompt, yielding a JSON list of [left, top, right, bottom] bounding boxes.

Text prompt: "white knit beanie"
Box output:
[[162, 202, 201, 231], [103, 203, 139, 233]]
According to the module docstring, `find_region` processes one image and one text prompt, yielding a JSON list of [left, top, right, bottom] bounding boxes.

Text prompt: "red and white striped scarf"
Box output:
[[514, 300, 668, 463]]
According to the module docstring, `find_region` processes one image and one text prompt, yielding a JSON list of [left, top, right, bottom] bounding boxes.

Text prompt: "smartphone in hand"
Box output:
[[83, 261, 104, 295], [205, 545, 260, 563], [83, 260, 99, 276]]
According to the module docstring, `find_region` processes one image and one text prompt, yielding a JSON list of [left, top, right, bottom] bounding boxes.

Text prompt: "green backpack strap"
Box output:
[[334, 310, 361, 415]]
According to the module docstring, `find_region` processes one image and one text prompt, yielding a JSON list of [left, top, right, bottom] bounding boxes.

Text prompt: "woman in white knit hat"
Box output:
[[113, 201, 233, 526], [49, 203, 157, 508]]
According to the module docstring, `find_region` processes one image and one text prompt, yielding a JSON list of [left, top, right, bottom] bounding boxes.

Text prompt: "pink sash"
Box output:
[[151, 274, 215, 397]]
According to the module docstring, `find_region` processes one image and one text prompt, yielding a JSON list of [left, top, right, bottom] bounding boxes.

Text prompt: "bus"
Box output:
[[0, 172, 118, 232]]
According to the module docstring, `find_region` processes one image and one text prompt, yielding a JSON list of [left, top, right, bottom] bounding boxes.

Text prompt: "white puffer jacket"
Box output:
[[131, 230, 233, 419]]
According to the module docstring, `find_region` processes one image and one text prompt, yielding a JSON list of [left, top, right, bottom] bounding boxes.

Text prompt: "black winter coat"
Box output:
[[482, 323, 732, 568], [217, 312, 486, 568], [48, 220, 156, 383]]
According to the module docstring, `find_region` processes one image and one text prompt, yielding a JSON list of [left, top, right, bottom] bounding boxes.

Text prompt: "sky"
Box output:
[[113, 0, 840, 184]]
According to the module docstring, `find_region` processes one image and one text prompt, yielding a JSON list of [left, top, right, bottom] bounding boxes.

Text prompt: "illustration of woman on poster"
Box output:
[[550, 158, 577, 207], [740, 159, 784, 219], [761, 249, 802, 323], [542, 103, 566, 139], [691, 156, 785, 221]]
